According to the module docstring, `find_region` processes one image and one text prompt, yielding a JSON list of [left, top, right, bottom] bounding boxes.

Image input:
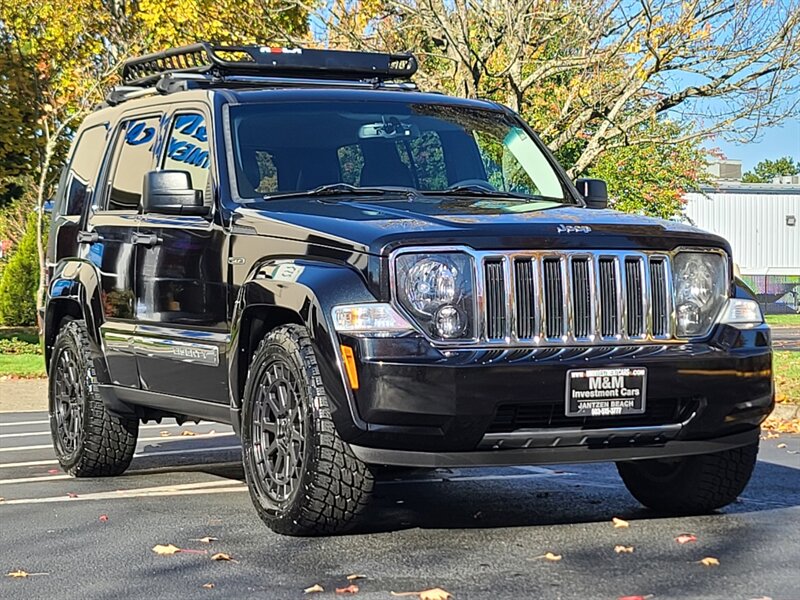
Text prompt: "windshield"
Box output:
[[227, 100, 570, 202]]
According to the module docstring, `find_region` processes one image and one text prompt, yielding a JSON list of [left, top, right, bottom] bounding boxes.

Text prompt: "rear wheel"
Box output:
[[241, 324, 373, 535], [616, 442, 759, 514], [49, 320, 138, 477]]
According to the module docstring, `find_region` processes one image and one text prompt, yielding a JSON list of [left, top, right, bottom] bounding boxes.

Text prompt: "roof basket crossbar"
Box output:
[[121, 42, 418, 87]]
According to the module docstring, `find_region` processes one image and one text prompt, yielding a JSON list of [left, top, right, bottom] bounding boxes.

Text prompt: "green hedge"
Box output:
[[0, 217, 38, 326]]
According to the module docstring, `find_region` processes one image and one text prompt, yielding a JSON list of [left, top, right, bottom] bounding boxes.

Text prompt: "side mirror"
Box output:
[[575, 178, 608, 209], [142, 170, 210, 217]]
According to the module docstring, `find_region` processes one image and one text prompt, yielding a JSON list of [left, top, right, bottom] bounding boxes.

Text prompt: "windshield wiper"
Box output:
[[423, 184, 540, 201], [263, 183, 401, 201]]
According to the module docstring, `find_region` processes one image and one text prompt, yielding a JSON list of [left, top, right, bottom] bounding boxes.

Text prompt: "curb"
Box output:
[[771, 403, 800, 420]]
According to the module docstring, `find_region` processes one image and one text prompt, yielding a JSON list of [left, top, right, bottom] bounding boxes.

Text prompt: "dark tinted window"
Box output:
[[229, 101, 567, 201], [163, 113, 211, 194], [107, 116, 160, 210], [62, 125, 107, 216]]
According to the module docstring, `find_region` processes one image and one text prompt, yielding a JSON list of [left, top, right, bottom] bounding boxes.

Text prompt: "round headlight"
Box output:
[[405, 258, 458, 315]]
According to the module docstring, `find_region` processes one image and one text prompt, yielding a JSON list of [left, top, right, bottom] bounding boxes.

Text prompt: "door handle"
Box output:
[[133, 232, 162, 247], [77, 230, 101, 244]]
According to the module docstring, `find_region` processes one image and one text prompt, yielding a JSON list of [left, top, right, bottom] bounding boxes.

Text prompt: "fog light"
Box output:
[[434, 305, 465, 338]]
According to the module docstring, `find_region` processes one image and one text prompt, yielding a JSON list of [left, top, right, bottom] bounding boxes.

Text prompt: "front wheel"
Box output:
[[616, 442, 759, 514], [241, 325, 373, 535]]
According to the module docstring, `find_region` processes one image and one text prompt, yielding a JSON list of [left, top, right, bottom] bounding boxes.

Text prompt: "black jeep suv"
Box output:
[[44, 43, 773, 535]]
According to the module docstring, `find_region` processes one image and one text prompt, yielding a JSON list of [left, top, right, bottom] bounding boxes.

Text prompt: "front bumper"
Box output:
[[337, 323, 773, 465]]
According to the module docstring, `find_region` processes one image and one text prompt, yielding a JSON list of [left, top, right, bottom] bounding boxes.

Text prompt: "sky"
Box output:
[[706, 120, 800, 173]]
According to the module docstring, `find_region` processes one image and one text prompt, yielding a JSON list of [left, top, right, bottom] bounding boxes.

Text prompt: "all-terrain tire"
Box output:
[[49, 319, 138, 477], [616, 442, 759, 514], [241, 324, 373, 536]]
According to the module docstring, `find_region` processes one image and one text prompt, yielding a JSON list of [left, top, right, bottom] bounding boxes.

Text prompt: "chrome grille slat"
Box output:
[[571, 258, 591, 338], [514, 259, 535, 339], [598, 258, 618, 337], [649, 258, 669, 337], [543, 258, 565, 339], [484, 260, 506, 339], [625, 257, 645, 337]]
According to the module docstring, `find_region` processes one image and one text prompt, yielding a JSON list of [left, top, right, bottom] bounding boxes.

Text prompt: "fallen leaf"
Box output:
[[0, 497, 4, 502], [612, 517, 630, 528], [304, 584, 324, 594], [152, 544, 182, 555], [533, 552, 562, 561], [391, 588, 453, 600], [66, 492, 78, 499], [765, 431, 780, 439], [614, 545, 634, 553], [202, 583, 215, 589], [99, 515, 109, 522], [6, 570, 48, 578], [160, 431, 171, 437], [181, 430, 197, 436], [699, 557, 720, 567], [47, 469, 59, 474], [336, 584, 359, 594], [210, 552, 237, 562], [347, 574, 366, 581], [6, 570, 29, 578], [777, 443, 787, 449], [191, 536, 218, 544], [676, 534, 697, 544], [618, 596, 653, 600], [748, 596, 773, 600]]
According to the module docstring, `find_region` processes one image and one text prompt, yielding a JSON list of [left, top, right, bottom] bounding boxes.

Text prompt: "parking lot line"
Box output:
[[0, 431, 236, 452], [0, 480, 248, 505], [0, 422, 225, 439], [0, 445, 242, 469]]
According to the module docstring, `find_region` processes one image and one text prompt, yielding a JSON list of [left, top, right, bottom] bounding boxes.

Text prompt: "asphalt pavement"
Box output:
[[0, 411, 798, 600]]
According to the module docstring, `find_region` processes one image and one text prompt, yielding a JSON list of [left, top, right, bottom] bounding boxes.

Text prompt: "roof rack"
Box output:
[[120, 42, 418, 87]]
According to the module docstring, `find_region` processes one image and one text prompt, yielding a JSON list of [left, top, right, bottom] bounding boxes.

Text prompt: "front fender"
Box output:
[[230, 260, 377, 441]]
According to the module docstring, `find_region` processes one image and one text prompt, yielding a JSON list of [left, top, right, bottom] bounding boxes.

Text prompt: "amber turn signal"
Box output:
[[340, 345, 360, 390]]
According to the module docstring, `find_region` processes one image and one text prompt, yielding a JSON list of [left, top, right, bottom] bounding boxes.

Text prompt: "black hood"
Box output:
[[234, 195, 729, 256]]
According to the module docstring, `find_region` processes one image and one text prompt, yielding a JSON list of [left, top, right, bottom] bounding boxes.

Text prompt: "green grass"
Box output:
[[775, 350, 800, 404], [766, 314, 800, 327], [0, 353, 46, 378]]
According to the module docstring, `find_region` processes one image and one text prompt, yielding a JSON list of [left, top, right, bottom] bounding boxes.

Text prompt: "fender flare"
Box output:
[[229, 260, 377, 440]]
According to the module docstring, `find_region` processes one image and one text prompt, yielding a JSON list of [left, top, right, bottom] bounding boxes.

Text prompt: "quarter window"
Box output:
[[106, 116, 160, 210], [61, 125, 108, 216]]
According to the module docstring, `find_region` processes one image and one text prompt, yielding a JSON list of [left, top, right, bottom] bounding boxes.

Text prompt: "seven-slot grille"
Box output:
[[481, 251, 672, 344]]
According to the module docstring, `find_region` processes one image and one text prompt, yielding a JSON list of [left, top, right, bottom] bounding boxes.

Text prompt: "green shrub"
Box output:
[[0, 336, 41, 354], [0, 217, 39, 326]]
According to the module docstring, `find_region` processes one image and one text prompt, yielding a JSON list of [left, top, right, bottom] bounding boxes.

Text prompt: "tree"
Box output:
[[0, 216, 38, 326], [320, 0, 800, 216], [742, 156, 800, 183]]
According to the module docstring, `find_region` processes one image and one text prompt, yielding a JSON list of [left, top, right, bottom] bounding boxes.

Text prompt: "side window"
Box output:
[[163, 113, 211, 195], [106, 116, 160, 210], [61, 125, 108, 216]]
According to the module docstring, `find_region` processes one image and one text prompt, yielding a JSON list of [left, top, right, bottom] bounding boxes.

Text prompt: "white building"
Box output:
[[683, 182, 800, 313]]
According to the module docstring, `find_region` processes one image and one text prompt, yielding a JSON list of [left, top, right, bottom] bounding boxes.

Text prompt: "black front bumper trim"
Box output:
[[349, 428, 759, 468]]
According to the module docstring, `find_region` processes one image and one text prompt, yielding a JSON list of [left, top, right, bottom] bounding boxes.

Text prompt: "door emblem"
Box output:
[[556, 224, 592, 234]]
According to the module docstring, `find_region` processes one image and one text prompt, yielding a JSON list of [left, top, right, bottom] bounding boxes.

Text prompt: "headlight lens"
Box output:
[[396, 253, 475, 340], [672, 252, 728, 337], [332, 304, 414, 335]]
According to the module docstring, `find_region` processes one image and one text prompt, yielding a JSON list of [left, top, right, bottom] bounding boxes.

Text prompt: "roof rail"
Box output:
[[121, 42, 418, 87]]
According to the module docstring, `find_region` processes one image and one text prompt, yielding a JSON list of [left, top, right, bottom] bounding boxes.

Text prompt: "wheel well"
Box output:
[[44, 300, 83, 370], [236, 305, 304, 403]]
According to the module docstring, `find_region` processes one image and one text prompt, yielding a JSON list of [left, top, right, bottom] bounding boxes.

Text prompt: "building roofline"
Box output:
[[697, 182, 800, 195]]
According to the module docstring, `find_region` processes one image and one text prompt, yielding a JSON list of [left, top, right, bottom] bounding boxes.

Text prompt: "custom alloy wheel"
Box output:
[[51, 342, 86, 459], [249, 358, 308, 505], [241, 324, 374, 536]]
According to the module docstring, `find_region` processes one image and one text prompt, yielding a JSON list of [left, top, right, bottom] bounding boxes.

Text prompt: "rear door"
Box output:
[[134, 107, 230, 402], [82, 114, 161, 388]]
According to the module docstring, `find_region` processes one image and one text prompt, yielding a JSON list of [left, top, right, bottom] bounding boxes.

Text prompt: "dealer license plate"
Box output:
[[565, 367, 647, 417]]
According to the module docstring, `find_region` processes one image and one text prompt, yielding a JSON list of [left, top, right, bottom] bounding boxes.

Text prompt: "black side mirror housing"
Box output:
[[142, 170, 210, 216], [575, 178, 608, 209]]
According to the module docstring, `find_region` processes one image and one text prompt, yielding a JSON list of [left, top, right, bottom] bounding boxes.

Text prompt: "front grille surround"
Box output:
[[389, 246, 731, 347]]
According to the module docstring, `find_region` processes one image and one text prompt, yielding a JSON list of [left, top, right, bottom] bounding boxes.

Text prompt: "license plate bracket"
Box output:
[[565, 367, 647, 418]]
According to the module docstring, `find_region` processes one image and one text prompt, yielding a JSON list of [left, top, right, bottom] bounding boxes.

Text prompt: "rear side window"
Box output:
[[61, 125, 107, 216], [106, 116, 160, 210]]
